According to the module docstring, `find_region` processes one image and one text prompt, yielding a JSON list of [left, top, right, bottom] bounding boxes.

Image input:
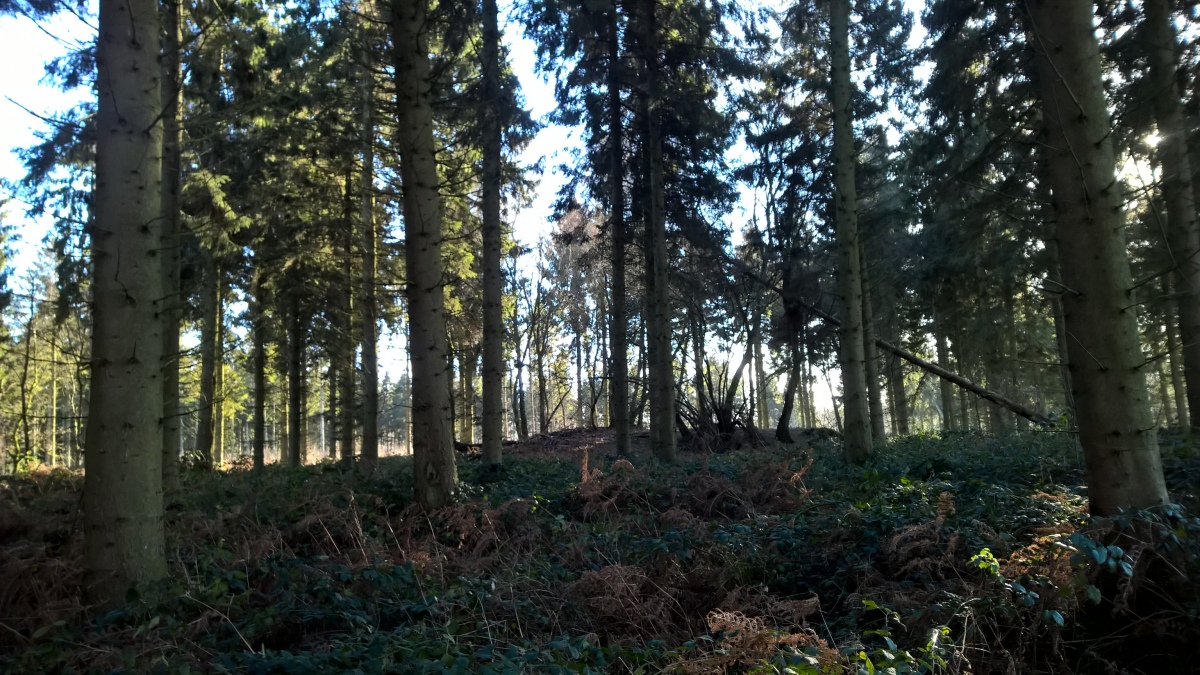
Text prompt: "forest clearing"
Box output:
[[1, 430, 1197, 673]]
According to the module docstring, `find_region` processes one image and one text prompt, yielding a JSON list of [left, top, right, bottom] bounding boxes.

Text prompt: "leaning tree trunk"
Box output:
[[1146, 0, 1200, 433], [777, 340, 802, 443], [83, 0, 167, 606], [480, 0, 505, 464], [393, 0, 457, 509], [608, 0, 631, 456], [830, 0, 872, 462], [160, 0, 183, 490], [637, 0, 676, 462], [1026, 0, 1168, 514]]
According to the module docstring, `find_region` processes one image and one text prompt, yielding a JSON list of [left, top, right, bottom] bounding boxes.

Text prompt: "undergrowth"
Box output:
[[0, 430, 1197, 673]]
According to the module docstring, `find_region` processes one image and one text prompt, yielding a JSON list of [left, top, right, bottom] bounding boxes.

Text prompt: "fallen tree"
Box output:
[[727, 258, 1058, 428]]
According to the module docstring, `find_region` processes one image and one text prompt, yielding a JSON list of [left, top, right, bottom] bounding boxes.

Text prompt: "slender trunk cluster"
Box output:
[[1145, 0, 1200, 432]]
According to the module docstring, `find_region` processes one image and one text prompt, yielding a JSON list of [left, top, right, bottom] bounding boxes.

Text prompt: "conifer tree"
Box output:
[[83, 0, 168, 605], [393, 0, 457, 509], [1025, 0, 1169, 514]]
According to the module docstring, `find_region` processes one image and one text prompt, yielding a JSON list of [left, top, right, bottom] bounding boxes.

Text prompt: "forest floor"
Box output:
[[1, 428, 1198, 674]]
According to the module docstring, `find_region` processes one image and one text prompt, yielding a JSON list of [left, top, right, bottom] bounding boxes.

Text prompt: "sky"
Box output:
[[0, 9, 93, 290], [0, 5, 580, 285], [0, 1, 926, 420]]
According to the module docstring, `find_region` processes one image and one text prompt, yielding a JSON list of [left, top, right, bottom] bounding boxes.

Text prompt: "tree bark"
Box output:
[[393, 0, 457, 509], [160, 0, 183, 490], [287, 288, 304, 467], [831, 0, 871, 462], [195, 254, 218, 466], [459, 348, 477, 443], [480, 0, 504, 464], [214, 288, 225, 466], [861, 255, 885, 441], [1027, 0, 1168, 514], [637, 0, 676, 462], [886, 349, 909, 435], [1165, 277, 1189, 425], [777, 340, 801, 442], [1145, 0, 1200, 433], [608, 0, 630, 456], [536, 336, 548, 434], [84, 0, 167, 605], [932, 307, 956, 433], [252, 274, 266, 472], [752, 314, 770, 429], [360, 17, 380, 469], [18, 304, 32, 467]]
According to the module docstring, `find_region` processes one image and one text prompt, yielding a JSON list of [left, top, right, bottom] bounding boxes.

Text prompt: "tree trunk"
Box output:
[[18, 304, 32, 466], [536, 341, 548, 434], [608, 0, 630, 455], [1158, 344, 1174, 426], [830, 0, 871, 462], [360, 35, 380, 468], [287, 289, 304, 467], [393, 0, 458, 509], [800, 351, 813, 428], [195, 254, 218, 466], [480, 0, 504, 465], [252, 275, 266, 472], [575, 332, 585, 428], [299, 348, 309, 465], [861, 256, 885, 442], [515, 368, 529, 441], [637, 0, 676, 462], [214, 289, 225, 466], [1165, 277, 1189, 425], [339, 344, 355, 463], [49, 331, 58, 466], [1146, 0, 1200, 434], [777, 340, 801, 443], [752, 315, 769, 429], [460, 348, 476, 443], [160, 0, 183, 490], [1027, 0, 1168, 514], [932, 308, 956, 433], [83, 0, 167, 605], [887, 349, 909, 435], [691, 309, 706, 419]]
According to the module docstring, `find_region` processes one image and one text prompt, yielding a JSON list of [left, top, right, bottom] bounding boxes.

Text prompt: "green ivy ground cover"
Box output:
[[1, 431, 1197, 674]]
